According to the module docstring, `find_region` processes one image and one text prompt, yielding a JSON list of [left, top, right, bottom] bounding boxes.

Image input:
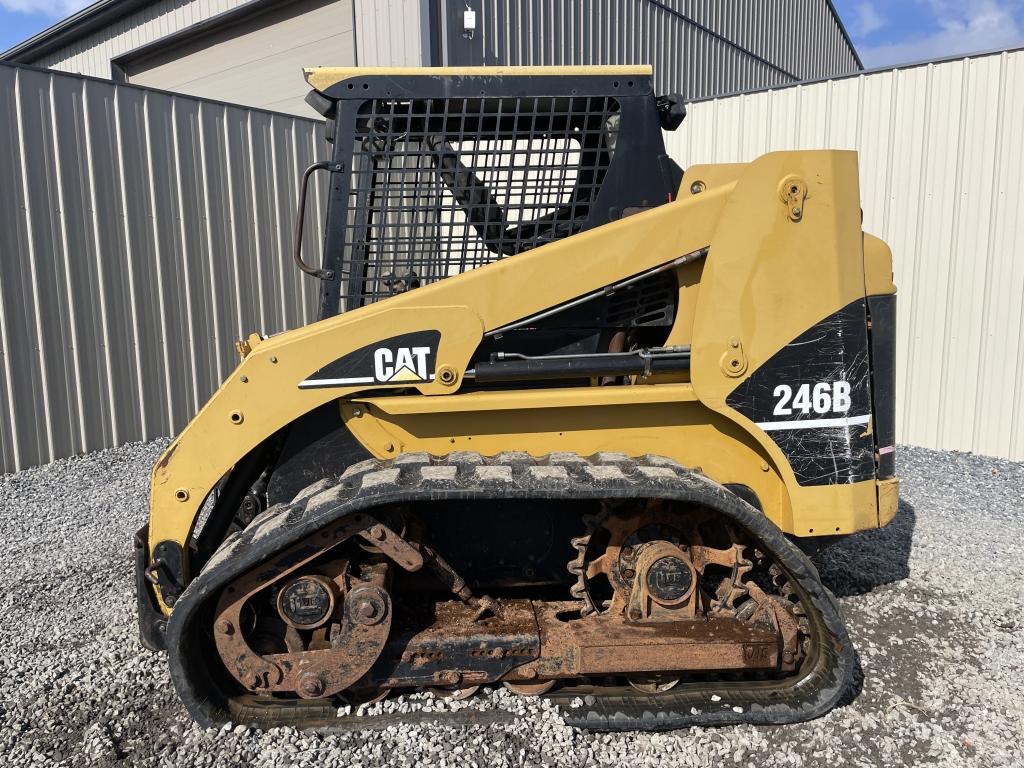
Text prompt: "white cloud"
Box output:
[[853, 2, 886, 36], [858, 0, 1024, 67], [0, 0, 92, 17]]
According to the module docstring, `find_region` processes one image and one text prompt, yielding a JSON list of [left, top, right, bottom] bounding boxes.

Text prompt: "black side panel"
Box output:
[[867, 294, 897, 478], [266, 403, 373, 505], [726, 299, 875, 486]]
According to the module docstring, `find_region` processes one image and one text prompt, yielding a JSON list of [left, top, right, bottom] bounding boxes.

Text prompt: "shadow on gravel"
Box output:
[[811, 500, 915, 711], [813, 498, 916, 599]]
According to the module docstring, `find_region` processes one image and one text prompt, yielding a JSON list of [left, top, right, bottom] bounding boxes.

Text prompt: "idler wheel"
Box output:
[[503, 680, 556, 696], [276, 575, 336, 630], [627, 675, 680, 694]]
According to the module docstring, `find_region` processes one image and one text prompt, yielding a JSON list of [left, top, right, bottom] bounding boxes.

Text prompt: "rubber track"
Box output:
[[164, 451, 854, 731]]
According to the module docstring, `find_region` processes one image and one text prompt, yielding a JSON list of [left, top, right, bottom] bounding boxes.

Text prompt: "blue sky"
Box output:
[[0, 0, 90, 53], [833, 0, 1024, 67], [1, 0, 1022, 66]]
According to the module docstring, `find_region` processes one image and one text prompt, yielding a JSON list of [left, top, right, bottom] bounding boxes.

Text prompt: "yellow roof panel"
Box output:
[[303, 65, 653, 93]]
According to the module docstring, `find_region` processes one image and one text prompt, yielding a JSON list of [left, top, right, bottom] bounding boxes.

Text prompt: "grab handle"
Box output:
[[293, 160, 342, 280]]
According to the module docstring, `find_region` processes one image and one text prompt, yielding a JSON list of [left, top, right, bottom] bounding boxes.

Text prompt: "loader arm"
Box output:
[[148, 177, 731, 608]]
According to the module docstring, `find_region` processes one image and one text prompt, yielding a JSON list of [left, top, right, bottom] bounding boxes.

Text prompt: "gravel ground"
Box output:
[[1, 441, 1022, 767]]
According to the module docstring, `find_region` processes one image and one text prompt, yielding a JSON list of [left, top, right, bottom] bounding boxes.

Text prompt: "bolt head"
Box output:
[[299, 675, 326, 698], [621, 546, 635, 560], [353, 596, 386, 625], [215, 619, 234, 636], [623, 568, 636, 580]]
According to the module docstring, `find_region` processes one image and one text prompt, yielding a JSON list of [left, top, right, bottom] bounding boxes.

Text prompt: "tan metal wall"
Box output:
[[352, 0, 430, 67], [124, 0, 357, 117], [0, 62, 326, 474], [665, 49, 1024, 460], [31, 0, 254, 76], [22, 0, 428, 117]]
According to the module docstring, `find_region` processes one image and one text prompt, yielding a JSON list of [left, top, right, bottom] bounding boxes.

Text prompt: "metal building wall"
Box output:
[[0, 63, 326, 474], [444, 0, 860, 98], [665, 49, 1024, 460], [124, 0, 359, 117], [18, 0, 857, 104], [32, 0, 254, 77], [353, 0, 432, 66], [24, 0, 431, 80]]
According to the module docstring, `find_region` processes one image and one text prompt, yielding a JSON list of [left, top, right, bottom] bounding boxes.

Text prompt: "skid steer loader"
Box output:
[[135, 65, 898, 731]]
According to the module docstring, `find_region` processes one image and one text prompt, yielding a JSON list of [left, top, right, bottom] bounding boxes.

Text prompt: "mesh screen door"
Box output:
[[339, 95, 619, 307]]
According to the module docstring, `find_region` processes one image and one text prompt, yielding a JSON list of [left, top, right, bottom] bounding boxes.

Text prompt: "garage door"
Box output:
[[124, 0, 356, 118]]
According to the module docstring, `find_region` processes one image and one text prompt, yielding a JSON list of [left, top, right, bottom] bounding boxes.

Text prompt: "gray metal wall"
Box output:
[[666, 49, 1024, 460], [443, 0, 861, 98], [0, 63, 325, 473]]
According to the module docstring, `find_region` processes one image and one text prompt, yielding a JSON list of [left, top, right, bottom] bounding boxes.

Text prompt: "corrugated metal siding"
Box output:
[[665, 49, 1024, 460], [34, 0, 253, 77], [0, 63, 325, 473], [658, 0, 859, 80], [455, 0, 859, 98], [353, 0, 431, 66]]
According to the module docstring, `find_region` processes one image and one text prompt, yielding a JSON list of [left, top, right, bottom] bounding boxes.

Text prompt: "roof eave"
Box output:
[[0, 0, 153, 63]]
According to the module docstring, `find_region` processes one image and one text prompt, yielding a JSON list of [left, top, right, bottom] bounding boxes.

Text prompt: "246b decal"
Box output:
[[772, 381, 851, 416], [726, 300, 876, 486]]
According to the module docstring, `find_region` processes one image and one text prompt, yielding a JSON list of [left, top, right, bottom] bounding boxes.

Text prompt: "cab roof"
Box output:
[[303, 65, 653, 95]]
